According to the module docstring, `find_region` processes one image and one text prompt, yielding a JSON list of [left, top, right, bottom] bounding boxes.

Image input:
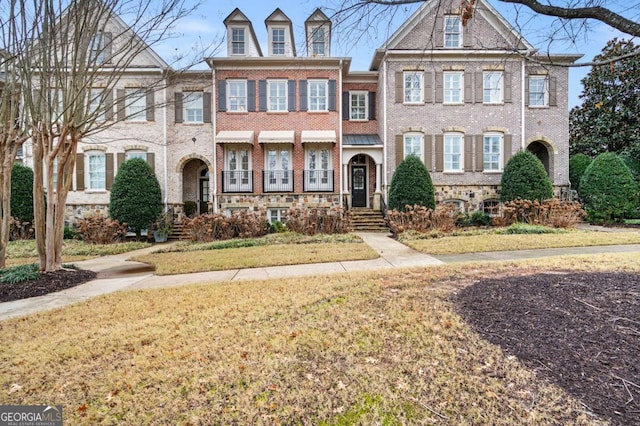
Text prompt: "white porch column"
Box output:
[[343, 163, 349, 193], [375, 163, 382, 192]]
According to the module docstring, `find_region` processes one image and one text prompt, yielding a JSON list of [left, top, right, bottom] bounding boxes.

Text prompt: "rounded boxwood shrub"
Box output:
[[10, 163, 34, 223], [388, 154, 435, 211], [569, 153, 592, 195], [579, 152, 639, 223], [109, 158, 162, 238], [500, 150, 553, 202]]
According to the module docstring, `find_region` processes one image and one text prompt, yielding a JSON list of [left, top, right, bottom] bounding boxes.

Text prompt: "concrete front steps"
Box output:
[[350, 208, 389, 233], [169, 223, 188, 241]]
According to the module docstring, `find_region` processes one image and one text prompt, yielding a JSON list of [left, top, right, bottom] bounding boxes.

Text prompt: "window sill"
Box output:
[[266, 111, 289, 114], [443, 102, 464, 106], [482, 170, 503, 174], [442, 171, 464, 174], [83, 189, 108, 193], [125, 120, 150, 124], [225, 111, 249, 114], [482, 102, 505, 106], [348, 119, 369, 122], [528, 105, 550, 109], [402, 102, 424, 106], [180, 122, 206, 126], [308, 110, 330, 114]]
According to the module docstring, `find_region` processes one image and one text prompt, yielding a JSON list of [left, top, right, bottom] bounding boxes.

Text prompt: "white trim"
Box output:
[[301, 130, 336, 144], [216, 130, 254, 144], [258, 130, 295, 144], [349, 91, 368, 121]]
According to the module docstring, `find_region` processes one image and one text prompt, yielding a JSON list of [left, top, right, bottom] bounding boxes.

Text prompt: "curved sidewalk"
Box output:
[[1, 233, 639, 320]]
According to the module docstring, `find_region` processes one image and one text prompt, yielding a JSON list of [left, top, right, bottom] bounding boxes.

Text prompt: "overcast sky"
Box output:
[[156, 0, 629, 109]]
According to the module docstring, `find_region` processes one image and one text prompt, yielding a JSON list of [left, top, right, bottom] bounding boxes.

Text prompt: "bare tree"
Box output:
[[324, 0, 640, 65], [6, 0, 205, 272]]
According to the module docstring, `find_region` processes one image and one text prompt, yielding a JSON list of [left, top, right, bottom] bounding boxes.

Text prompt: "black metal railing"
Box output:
[[262, 170, 294, 192], [303, 170, 334, 192], [222, 170, 253, 193]]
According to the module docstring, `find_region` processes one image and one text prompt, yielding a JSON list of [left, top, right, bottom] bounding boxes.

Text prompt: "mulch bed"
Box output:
[[455, 272, 640, 426], [0, 269, 97, 303]]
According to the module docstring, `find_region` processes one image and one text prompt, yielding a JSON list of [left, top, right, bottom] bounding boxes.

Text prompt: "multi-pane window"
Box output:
[[306, 146, 331, 188], [444, 133, 463, 172], [184, 92, 204, 122], [227, 80, 247, 112], [350, 92, 367, 120], [125, 150, 146, 161], [529, 76, 548, 107], [89, 33, 105, 64], [265, 146, 292, 191], [87, 151, 106, 190], [231, 28, 245, 55], [225, 147, 251, 191], [268, 80, 287, 111], [272, 28, 285, 55], [443, 72, 463, 104], [403, 72, 423, 103], [309, 80, 328, 111], [483, 134, 503, 171], [483, 72, 503, 104], [268, 209, 288, 224], [312, 27, 325, 56], [125, 88, 146, 121], [89, 89, 105, 121], [444, 16, 462, 48], [404, 133, 424, 162]]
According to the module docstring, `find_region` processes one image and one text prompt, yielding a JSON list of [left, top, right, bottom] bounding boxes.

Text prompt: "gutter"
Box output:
[[212, 65, 218, 213]]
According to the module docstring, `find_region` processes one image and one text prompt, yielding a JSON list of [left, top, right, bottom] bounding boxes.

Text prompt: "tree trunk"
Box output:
[[33, 131, 47, 271], [0, 148, 11, 270]]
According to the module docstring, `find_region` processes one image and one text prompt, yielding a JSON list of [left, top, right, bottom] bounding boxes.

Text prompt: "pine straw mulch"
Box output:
[[0, 269, 97, 303], [454, 271, 640, 426]]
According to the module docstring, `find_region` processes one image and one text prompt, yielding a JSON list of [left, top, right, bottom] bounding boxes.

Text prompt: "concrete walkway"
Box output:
[[1, 231, 639, 320]]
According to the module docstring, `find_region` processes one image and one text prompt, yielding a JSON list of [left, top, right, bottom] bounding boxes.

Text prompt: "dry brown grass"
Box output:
[[403, 230, 640, 255], [133, 243, 379, 275], [1, 254, 633, 424]]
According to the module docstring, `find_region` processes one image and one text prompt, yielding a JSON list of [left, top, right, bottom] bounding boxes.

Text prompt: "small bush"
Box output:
[[579, 152, 639, 223], [496, 223, 565, 235], [500, 199, 585, 228], [269, 220, 287, 233], [10, 163, 34, 224], [387, 204, 457, 235], [184, 210, 269, 242], [501, 150, 553, 202], [183, 201, 197, 218], [64, 225, 81, 240], [285, 207, 351, 235], [470, 211, 492, 226], [9, 217, 34, 241], [569, 154, 592, 195], [77, 214, 128, 244], [388, 155, 435, 211], [0, 263, 40, 284]]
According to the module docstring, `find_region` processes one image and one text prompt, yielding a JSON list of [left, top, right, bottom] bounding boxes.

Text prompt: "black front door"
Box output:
[[199, 174, 209, 214], [352, 166, 367, 207]]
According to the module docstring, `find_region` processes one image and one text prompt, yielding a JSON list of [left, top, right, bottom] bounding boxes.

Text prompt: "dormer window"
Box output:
[[272, 28, 285, 55], [231, 28, 245, 55], [311, 27, 325, 56], [444, 16, 462, 48]]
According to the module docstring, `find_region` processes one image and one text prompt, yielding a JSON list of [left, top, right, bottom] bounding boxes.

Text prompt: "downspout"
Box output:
[[163, 72, 168, 212], [521, 57, 526, 150], [382, 53, 388, 202], [338, 59, 343, 208], [212, 65, 218, 213]]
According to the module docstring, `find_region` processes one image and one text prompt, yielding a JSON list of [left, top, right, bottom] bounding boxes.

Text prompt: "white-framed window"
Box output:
[[225, 146, 251, 192], [483, 72, 503, 104], [268, 208, 288, 224], [349, 91, 367, 121], [404, 133, 424, 162], [125, 88, 146, 121], [125, 150, 147, 161], [183, 91, 204, 122], [444, 16, 462, 48], [86, 151, 106, 190], [308, 80, 328, 112], [89, 33, 105, 64], [89, 89, 105, 121], [272, 28, 285, 55], [403, 71, 423, 104], [443, 72, 463, 104], [528, 75, 548, 107], [482, 199, 501, 216], [305, 145, 332, 190], [444, 133, 463, 172], [227, 80, 247, 112], [443, 199, 465, 213], [231, 28, 245, 55], [265, 145, 292, 191], [483, 133, 503, 171], [268, 80, 287, 112], [311, 27, 325, 56]]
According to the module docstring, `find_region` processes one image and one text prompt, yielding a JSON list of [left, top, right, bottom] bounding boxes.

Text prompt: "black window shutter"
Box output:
[[75, 154, 84, 191], [342, 91, 349, 120], [549, 77, 557, 106], [117, 89, 125, 121], [288, 80, 296, 111], [299, 80, 308, 111], [175, 92, 183, 123], [147, 153, 155, 173], [504, 72, 512, 103], [105, 89, 113, 120], [247, 80, 256, 112], [203, 92, 212, 123], [328, 80, 337, 111], [258, 80, 267, 112], [106, 153, 114, 189], [368, 92, 376, 120], [217, 80, 226, 112]]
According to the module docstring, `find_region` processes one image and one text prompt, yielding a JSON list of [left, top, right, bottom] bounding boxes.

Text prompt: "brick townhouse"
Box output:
[[22, 0, 578, 224]]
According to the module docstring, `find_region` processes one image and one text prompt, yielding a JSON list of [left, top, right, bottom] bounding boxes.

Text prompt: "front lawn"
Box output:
[[2, 253, 636, 424], [133, 233, 379, 275], [400, 229, 640, 255]]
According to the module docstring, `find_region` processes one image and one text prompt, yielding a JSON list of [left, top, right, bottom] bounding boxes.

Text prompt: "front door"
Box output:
[[352, 165, 367, 207], [199, 170, 209, 214]]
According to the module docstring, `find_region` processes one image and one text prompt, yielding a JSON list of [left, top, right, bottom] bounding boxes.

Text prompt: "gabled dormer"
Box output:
[[223, 8, 263, 57], [305, 8, 331, 57], [265, 8, 296, 57]]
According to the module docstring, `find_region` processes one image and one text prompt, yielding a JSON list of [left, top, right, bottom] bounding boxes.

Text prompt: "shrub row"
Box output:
[[183, 210, 269, 242], [387, 204, 458, 235], [284, 207, 351, 235], [76, 214, 128, 244], [497, 199, 585, 228]]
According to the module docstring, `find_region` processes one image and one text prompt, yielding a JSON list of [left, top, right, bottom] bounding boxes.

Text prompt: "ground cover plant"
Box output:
[[2, 254, 638, 424], [133, 233, 377, 275]]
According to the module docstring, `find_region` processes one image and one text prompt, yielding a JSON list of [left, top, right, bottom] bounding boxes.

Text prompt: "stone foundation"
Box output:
[[217, 193, 341, 213]]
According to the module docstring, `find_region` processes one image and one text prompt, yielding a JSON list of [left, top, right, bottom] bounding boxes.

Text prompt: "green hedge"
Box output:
[[388, 155, 435, 211], [500, 150, 553, 202]]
